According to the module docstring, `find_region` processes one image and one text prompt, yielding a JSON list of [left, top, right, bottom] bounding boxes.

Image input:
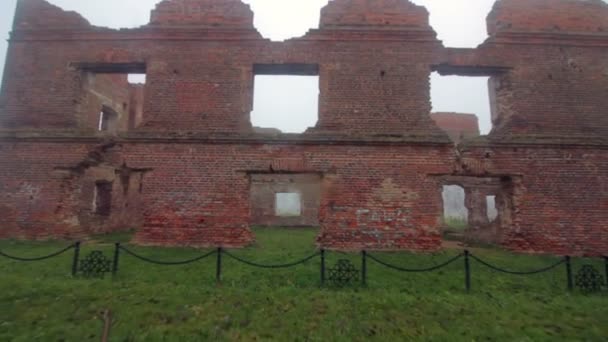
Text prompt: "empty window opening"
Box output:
[[430, 73, 492, 137], [442, 185, 468, 229], [98, 106, 117, 132], [486, 195, 498, 222], [128, 74, 146, 84], [76, 63, 147, 132], [93, 181, 113, 217], [275, 192, 302, 217], [251, 64, 319, 134]]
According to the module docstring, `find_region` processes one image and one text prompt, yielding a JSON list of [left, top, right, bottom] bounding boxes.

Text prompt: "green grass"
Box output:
[[444, 217, 468, 231], [0, 228, 606, 341]]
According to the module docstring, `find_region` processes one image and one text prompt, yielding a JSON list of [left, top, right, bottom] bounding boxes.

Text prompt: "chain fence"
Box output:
[[1, 241, 606, 293]]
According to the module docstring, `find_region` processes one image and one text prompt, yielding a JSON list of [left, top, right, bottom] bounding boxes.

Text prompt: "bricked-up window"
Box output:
[[486, 195, 498, 222], [251, 64, 319, 134], [275, 193, 302, 217], [94, 181, 113, 217]]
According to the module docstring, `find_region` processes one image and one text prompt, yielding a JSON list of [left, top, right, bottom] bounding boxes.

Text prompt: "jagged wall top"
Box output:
[[319, 0, 432, 30], [487, 0, 608, 35], [13, 0, 91, 30], [149, 0, 255, 29]]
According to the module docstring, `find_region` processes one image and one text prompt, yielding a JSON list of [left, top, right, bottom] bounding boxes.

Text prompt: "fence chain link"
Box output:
[[119, 246, 216, 266], [367, 252, 464, 272], [223, 250, 320, 269], [469, 254, 565, 275], [0, 243, 76, 262]]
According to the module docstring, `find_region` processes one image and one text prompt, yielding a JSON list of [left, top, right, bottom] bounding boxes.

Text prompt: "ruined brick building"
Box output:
[[0, 0, 606, 256]]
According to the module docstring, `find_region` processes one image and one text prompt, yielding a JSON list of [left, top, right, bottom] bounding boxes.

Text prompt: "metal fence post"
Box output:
[[361, 250, 367, 287], [216, 247, 222, 283], [464, 250, 471, 292], [320, 249, 326, 286], [112, 243, 121, 276], [71, 241, 81, 277], [604, 256, 608, 287], [565, 256, 573, 291]]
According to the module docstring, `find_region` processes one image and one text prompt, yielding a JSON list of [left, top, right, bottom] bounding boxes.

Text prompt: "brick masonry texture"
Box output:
[[431, 113, 480, 144], [0, 0, 607, 256]]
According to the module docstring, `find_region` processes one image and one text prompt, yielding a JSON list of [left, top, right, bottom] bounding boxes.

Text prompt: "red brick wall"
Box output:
[[487, 0, 608, 35], [0, 141, 141, 240], [320, 0, 431, 29], [150, 0, 256, 28], [123, 142, 453, 250], [0, 0, 607, 256], [431, 113, 480, 143], [458, 143, 608, 257], [128, 84, 145, 129], [250, 173, 321, 228]]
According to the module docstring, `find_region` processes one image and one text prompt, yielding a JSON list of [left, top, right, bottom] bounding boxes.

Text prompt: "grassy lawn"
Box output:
[[444, 217, 468, 231], [0, 228, 606, 341]]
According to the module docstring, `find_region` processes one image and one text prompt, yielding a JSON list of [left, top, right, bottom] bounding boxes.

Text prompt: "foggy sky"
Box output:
[[0, 0, 542, 134]]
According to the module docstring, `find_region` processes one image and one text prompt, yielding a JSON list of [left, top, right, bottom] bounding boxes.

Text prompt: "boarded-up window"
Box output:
[[94, 181, 113, 216], [275, 193, 301, 217]]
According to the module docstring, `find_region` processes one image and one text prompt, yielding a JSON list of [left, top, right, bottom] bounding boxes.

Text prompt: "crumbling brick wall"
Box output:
[[431, 112, 480, 144], [0, 0, 607, 256]]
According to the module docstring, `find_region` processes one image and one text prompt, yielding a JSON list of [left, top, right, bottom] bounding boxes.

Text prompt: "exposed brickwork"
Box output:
[[457, 143, 608, 257], [150, 0, 256, 28], [0, 0, 607, 256], [431, 112, 480, 144], [320, 0, 432, 29], [250, 173, 321, 228], [487, 0, 608, 35]]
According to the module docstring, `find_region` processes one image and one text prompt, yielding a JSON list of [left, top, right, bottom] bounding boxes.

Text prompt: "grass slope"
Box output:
[[0, 228, 606, 341]]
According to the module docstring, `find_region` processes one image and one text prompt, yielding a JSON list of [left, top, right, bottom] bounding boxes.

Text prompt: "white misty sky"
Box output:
[[0, 0, 560, 134]]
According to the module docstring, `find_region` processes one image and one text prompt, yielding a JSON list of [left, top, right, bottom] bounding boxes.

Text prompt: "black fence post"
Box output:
[[361, 250, 367, 287], [604, 256, 608, 287], [464, 250, 471, 292], [71, 241, 81, 277], [320, 249, 326, 286], [565, 256, 573, 291], [112, 243, 121, 276], [216, 247, 222, 283]]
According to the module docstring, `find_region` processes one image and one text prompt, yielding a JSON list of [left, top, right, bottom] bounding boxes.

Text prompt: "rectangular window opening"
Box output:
[[486, 195, 498, 223], [430, 72, 493, 142], [93, 181, 113, 217], [251, 64, 319, 134], [77, 63, 147, 132], [128, 74, 147, 85], [98, 105, 118, 132], [275, 192, 302, 217], [442, 185, 469, 230]]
